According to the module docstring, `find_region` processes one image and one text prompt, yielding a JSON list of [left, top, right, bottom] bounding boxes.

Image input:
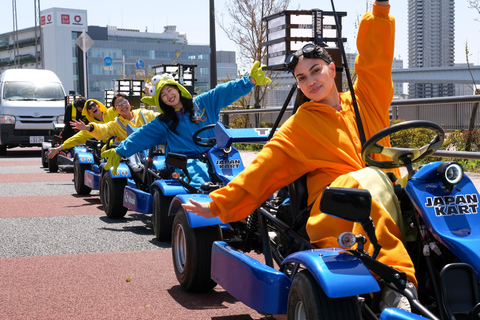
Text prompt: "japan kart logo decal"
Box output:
[[124, 190, 136, 206], [425, 194, 478, 216], [215, 159, 241, 169]]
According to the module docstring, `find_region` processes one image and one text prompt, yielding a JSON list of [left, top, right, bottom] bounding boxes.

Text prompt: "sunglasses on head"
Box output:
[[116, 100, 129, 108], [87, 102, 97, 110], [284, 43, 331, 73]]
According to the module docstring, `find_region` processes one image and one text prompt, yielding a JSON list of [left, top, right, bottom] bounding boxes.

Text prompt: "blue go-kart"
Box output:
[[79, 137, 155, 219], [170, 120, 480, 320], [121, 122, 270, 241]]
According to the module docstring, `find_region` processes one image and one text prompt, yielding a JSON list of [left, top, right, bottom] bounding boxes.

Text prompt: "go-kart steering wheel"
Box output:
[[193, 124, 217, 147], [361, 120, 444, 169]]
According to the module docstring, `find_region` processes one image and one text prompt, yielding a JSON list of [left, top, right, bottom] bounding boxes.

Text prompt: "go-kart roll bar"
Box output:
[[329, 0, 366, 146]]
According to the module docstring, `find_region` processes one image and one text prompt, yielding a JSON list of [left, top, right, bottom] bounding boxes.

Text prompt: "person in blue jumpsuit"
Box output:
[[101, 61, 271, 187]]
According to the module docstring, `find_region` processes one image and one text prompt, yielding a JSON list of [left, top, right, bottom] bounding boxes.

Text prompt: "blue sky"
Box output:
[[2, 0, 480, 67]]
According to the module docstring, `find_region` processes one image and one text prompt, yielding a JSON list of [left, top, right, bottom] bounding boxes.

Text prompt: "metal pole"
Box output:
[[123, 55, 126, 78], [82, 29, 88, 97], [209, 0, 217, 89]]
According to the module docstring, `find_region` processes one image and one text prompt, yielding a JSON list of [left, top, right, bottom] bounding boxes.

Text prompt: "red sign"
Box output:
[[61, 14, 70, 25], [74, 15, 81, 23], [47, 14, 51, 22], [40, 16, 45, 25]]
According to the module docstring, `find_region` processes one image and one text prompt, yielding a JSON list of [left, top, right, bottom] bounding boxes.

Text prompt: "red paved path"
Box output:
[[0, 151, 272, 320]]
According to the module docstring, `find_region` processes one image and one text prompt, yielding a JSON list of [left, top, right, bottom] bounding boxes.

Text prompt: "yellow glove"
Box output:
[[249, 61, 271, 86], [101, 148, 121, 176]]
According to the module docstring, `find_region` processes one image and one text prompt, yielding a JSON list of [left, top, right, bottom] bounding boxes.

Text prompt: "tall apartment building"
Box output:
[[408, 0, 455, 98]]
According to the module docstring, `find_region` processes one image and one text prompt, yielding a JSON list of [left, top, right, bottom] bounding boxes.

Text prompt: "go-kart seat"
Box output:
[[285, 174, 310, 240]]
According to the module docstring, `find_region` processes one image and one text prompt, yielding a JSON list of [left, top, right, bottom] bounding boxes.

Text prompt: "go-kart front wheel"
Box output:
[[48, 155, 59, 173], [152, 189, 174, 241], [41, 148, 48, 168], [100, 170, 127, 218], [73, 156, 92, 195], [172, 207, 221, 292], [287, 270, 361, 320]]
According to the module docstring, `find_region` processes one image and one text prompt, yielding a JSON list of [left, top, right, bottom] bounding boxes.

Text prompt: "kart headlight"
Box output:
[[437, 161, 463, 186], [338, 232, 357, 248], [1, 114, 15, 124], [57, 115, 65, 124]]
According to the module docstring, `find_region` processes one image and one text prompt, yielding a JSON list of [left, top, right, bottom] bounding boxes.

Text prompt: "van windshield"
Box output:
[[3, 81, 64, 101]]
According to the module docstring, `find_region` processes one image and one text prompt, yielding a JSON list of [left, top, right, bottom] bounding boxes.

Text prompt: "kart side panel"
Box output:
[[171, 194, 226, 227], [75, 151, 94, 164], [211, 241, 291, 315], [406, 162, 480, 275], [123, 186, 152, 214], [283, 249, 380, 298], [152, 179, 187, 196], [108, 163, 131, 178], [84, 170, 100, 190], [379, 308, 426, 320]]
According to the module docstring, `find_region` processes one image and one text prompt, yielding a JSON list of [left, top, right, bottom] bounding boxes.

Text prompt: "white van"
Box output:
[[0, 69, 66, 155]]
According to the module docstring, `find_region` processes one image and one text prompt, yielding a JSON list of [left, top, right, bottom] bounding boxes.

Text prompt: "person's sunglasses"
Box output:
[[284, 43, 331, 73], [87, 102, 97, 110], [116, 100, 129, 108]]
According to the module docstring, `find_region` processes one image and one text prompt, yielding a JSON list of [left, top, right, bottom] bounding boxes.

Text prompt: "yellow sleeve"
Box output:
[[90, 121, 128, 142], [62, 130, 94, 149]]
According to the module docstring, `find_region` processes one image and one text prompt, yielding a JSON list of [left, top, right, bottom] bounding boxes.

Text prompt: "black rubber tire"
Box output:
[[0, 145, 6, 156], [172, 207, 221, 292], [73, 157, 92, 195], [100, 170, 128, 218], [48, 155, 58, 173], [152, 189, 174, 241], [41, 148, 48, 168], [287, 270, 361, 320]]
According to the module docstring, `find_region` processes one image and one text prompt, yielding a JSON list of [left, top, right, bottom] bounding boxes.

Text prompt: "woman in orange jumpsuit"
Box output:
[[183, 0, 415, 310]]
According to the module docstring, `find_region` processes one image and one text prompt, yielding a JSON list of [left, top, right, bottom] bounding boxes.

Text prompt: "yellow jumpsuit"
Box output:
[[208, 4, 417, 286], [88, 108, 157, 142], [62, 99, 118, 150]]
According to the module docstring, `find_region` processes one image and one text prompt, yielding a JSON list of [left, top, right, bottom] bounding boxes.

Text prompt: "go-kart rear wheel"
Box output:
[[287, 270, 361, 320], [48, 155, 58, 173], [100, 170, 127, 218], [172, 207, 221, 292], [41, 148, 48, 168], [73, 157, 92, 195], [152, 189, 174, 241]]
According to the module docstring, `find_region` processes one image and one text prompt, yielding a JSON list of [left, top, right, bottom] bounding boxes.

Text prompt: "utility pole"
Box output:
[[34, 0, 41, 68], [209, 0, 217, 89], [12, 0, 20, 68]]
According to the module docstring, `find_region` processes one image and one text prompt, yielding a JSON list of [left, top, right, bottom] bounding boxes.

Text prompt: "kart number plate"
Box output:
[[30, 136, 44, 143]]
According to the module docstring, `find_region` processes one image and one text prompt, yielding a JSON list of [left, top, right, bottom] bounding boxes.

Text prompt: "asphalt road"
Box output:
[[2, 147, 479, 320], [0, 147, 274, 320]]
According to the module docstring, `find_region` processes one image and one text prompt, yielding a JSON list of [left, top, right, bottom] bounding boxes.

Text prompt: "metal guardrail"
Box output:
[[220, 95, 480, 130], [219, 96, 480, 160]]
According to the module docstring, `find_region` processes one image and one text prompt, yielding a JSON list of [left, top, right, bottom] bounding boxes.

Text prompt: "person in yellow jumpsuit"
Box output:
[[47, 99, 118, 159], [70, 93, 157, 142], [182, 0, 416, 311]]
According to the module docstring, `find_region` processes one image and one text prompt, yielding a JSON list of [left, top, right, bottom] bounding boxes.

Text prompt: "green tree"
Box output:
[[217, 0, 290, 126]]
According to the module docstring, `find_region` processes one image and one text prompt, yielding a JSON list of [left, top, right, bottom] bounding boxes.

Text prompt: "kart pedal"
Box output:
[[440, 263, 479, 318]]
